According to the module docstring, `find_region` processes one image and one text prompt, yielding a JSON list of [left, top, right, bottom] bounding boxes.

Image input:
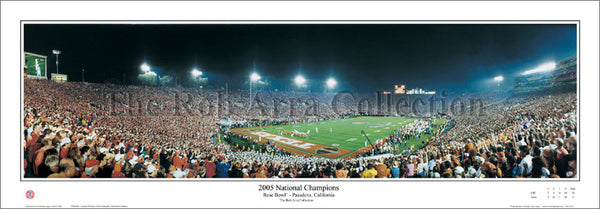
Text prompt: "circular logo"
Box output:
[[26, 190, 35, 199]]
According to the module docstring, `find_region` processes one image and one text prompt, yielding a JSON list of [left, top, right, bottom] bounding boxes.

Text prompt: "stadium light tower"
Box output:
[[294, 75, 306, 87], [191, 68, 203, 77], [52, 49, 61, 74], [522, 62, 556, 75], [494, 75, 504, 92], [140, 63, 150, 73], [249, 72, 261, 109], [250, 72, 261, 82], [191, 68, 204, 88], [140, 63, 159, 86], [326, 77, 337, 89]]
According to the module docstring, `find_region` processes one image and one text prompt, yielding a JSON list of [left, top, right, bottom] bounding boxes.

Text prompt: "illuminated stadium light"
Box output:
[[294, 75, 306, 86], [522, 62, 556, 75], [494, 75, 504, 93], [326, 78, 337, 88], [140, 63, 150, 73], [250, 72, 261, 82], [146, 71, 156, 76], [52, 49, 61, 74], [191, 69, 203, 77], [249, 72, 261, 110]]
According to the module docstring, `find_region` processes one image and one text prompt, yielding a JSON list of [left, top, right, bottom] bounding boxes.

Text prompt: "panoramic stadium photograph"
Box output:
[[22, 23, 577, 179]]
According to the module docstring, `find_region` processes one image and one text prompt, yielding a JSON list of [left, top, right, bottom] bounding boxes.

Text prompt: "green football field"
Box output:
[[249, 116, 429, 151]]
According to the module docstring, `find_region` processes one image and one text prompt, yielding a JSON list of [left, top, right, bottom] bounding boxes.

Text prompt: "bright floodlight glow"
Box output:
[[326, 78, 337, 88], [141, 63, 150, 72], [52, 50, 61, 55], [494, 76, 504, 81], [191, 69, 203, 77], [522, 62, 556, 75], [250, 72, 261, 82], [294, 75, 306, 86], [147, 71, 156, 76]]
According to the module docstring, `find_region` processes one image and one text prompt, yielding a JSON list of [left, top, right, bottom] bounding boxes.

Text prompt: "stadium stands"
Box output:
[[23, 78, 577, 178], [514, 56, 577, 94]]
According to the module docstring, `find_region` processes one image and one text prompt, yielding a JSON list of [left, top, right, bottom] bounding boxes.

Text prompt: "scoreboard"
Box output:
[[24, 52, 47, 79], [51, 73, 68, 82], [394, 85, 406, 94]]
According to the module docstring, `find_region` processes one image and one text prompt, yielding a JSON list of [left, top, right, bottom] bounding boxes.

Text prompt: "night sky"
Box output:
[[24, 24, 576, 92]]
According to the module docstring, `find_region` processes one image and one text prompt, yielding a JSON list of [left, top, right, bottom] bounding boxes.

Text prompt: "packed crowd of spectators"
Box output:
[[23, 79, 577, 178]]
